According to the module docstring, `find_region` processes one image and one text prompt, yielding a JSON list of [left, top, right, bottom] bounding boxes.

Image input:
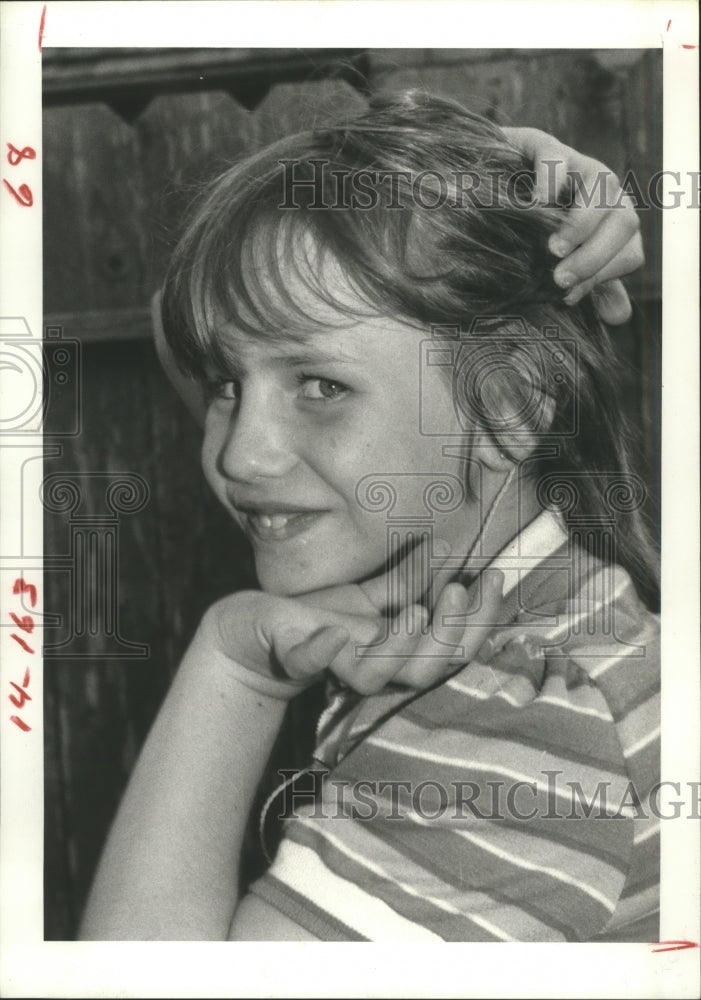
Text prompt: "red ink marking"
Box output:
[[13, 579, 37, 607], [9, 578, 38, 734], [6, 143, 36, 167], [38, 4, 47, 52], [3, 179, 33, 207], [681, 44, 697, 49], [10, 633, 34, 655], [666, 19, 671, 30], [9, 681, 32, 709], [653, 940, 699, 953], [9, 612, 34, 634]]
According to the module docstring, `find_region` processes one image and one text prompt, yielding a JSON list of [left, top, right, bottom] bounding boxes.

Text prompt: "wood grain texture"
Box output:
[[43, 103, 148, 313], [44, 308, 152, 341], [136, 91, 256, 291]]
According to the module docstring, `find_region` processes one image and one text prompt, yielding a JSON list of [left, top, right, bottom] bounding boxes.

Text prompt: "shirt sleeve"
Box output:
[[250, 563, 660, 942]]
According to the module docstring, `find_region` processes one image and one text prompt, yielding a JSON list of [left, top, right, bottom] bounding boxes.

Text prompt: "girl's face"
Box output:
[[201, 317, 483, 596], [200, 263, 480, 596]]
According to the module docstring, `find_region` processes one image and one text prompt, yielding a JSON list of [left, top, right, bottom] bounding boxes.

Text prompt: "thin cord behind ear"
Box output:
[[462, 463, 517, 573]]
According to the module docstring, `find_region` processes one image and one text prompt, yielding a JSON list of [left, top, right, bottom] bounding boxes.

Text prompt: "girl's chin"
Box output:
[[255, 555, 384, 597], [256, 572, 354, 597]]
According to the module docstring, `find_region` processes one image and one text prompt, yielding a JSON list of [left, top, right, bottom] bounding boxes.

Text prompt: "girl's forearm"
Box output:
[[78, 622, 287, 940]]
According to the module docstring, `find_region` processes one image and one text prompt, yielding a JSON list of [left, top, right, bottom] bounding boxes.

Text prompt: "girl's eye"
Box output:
[[205, 380, 238, 403], [299, 376, 349, 402]]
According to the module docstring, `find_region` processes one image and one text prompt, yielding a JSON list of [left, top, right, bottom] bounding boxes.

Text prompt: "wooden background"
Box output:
[[42, 47, 662, 939]]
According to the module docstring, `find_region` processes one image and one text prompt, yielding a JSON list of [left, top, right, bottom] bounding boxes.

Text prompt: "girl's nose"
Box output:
[[216, 390, 298, 483]]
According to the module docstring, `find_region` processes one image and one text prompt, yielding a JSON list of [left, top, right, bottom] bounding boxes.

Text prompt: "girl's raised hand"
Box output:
[[504, 126, 644, 325], [205, 537, 506, 700], [288, 535, 507, 694]]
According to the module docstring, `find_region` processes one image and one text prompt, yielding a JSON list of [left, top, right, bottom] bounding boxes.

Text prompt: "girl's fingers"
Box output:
[[329, 603, 429, 695], [588, 279, 633, 325], [450, 569, 507, 664], [560, 232, 643, 311], [503, 127, 570, 204], [554, 219, 643, 292], [390, 569, 506, 690], [275, 568, 506, 698], [564, 274, 631, 313], [555, 160, 633, 249], [505, 127, 644, 320], [281, 625, 351, 683], [391, 581, 471, 688]]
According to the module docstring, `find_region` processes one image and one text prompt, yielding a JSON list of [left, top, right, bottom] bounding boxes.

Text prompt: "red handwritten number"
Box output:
[[13, 578, 38, 608], [4, 145, 36, 207], [9, 582, 36, 733], [11, 633, 34, 655], [6, 143, 36, 166], [9, 680, 31, 710], [38, 4, 47, 52], [653, 940, 699, 953], [8, 668, 31, 731], [3, 179, 33, 207], [9, 612, 34, 634]]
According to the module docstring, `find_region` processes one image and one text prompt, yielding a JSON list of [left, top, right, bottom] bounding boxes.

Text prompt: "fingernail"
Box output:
[[563, 286, 585, 306], [549, 237, 569, 258], [553, 268, 576, 289]]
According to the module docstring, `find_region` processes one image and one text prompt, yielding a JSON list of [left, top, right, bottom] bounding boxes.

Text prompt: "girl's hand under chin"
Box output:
[[204, 537, 506, 700]]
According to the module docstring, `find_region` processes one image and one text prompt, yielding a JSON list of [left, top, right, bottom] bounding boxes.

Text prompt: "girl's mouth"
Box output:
[[243, 509, 326, 542]]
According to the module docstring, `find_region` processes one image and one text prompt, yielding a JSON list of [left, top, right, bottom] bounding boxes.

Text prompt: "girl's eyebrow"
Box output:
[[205, 344, 357, 380], [204, 354, 246, 381], [274, 348, 357, 368]]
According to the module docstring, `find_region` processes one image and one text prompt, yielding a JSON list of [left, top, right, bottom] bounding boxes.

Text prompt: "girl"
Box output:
[[80, 92, 659, 942]]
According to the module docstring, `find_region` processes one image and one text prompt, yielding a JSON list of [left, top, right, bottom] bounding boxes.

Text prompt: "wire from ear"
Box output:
[[461, 463, 517, 571]]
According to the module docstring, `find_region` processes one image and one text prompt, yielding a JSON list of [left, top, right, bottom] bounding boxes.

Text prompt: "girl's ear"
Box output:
[[456, 336, 559, 469], [151, 289, 207, 427], [473, 391, 556, 470]]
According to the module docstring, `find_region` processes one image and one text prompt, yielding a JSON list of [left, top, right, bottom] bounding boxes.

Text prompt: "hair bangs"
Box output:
[[164, 185, 388, 378]]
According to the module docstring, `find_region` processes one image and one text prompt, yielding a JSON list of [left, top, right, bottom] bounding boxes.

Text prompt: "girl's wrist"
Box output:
[[198, 599, 310, 702]]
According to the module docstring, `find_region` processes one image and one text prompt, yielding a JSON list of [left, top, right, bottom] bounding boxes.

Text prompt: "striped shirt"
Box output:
[[251, 511, 660, 941]]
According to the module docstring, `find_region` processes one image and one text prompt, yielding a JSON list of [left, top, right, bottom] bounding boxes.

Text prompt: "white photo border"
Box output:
[[0, 2, 698, 997]]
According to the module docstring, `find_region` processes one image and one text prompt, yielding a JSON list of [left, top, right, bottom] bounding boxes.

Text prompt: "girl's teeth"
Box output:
[[255, 513, 290, 529]]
